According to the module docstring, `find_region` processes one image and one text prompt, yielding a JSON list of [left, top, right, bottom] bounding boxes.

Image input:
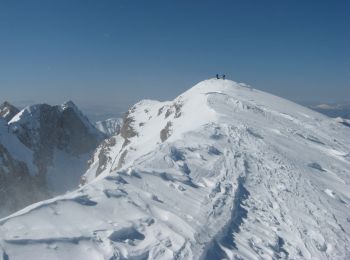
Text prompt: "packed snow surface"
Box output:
[[1, 79, 349, 259]]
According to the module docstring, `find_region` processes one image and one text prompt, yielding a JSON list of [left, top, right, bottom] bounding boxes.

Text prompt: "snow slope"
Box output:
[[1, 79, 349, 260]]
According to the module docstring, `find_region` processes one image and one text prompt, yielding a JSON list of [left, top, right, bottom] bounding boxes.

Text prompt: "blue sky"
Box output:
[[0, 0, 349, 111]]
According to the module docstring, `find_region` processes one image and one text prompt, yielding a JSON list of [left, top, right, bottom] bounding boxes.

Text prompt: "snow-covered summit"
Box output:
[[60, 100, 77, 110], [86, 78, 336, 183], [1, 79, 349, 260]]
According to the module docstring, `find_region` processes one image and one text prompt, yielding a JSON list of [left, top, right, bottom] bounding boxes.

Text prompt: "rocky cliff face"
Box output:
[[0, 143, 47, 216], [0, 118, 45, 217], [10, 101, 105, 177]]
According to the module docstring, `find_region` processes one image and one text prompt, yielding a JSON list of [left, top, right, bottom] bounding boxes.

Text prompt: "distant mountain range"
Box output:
[[94, 117, 123, 137], [0, 101, 106, 217], [308, 102, 350, 119]]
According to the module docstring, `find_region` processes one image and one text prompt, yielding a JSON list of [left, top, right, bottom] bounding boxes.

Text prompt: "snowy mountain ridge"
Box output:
[[1, 79, 349, 260]]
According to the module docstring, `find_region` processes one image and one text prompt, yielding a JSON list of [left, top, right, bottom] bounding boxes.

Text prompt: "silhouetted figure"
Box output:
[[216, 74, 219, 79], [222, 74, 226, 80]]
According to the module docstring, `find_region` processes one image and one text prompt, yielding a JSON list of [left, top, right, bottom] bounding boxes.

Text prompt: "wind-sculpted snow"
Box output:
[[1, 79, 349, 259]]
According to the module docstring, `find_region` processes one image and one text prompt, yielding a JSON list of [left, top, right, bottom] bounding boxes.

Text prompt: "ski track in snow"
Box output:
[[0, 79, 349, 259]]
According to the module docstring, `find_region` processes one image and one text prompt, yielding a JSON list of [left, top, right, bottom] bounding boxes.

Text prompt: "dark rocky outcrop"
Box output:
[[160, 121, 172, 142], [120, 108, 138, 147], [96, 137, 116, 176], [0, 101, 19, 122]]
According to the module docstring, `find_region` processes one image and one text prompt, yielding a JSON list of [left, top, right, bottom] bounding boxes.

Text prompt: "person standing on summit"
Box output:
[[222, 74, 226, 80], [216, 74, 219, 79]]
